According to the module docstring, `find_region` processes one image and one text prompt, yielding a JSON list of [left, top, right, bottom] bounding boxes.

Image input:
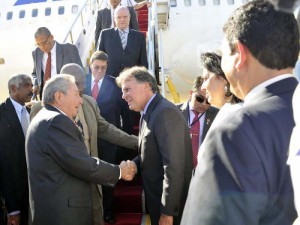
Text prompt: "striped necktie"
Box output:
[[21, 107, 29, 136], [44, 52, 51, 82], [120, 30, 127, 49]]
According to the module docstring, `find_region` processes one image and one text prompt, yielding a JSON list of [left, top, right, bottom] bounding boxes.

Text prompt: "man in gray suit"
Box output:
[[31, 27, 83, 98], [116, 66, 193, 225], [26, 75, 136, 225], [94, 0, 139, 48], [181, 1, 299, 225], [178, 76, 218, 168]]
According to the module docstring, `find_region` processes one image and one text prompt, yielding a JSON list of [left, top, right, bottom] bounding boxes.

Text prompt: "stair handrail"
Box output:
[[63, 0, 98, 44]]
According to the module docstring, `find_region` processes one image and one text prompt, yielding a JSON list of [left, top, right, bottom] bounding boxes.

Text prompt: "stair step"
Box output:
[[114, 186, 143, 213], [105, 213, 143, 225]]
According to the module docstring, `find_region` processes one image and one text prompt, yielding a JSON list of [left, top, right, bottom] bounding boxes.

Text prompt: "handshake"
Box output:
[[119, 160, 137, 181]]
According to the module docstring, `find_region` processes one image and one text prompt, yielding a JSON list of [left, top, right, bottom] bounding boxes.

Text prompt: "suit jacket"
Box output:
[[31, 42, 83, 91], [84, 74, 132, 162], [133, 94, 193, 225], [94, 6, 139, 48], [181, 77, 298, 225], [99, 28, 148, 77], [177, 101, 219, 143], [26, 104, 120, 225], [0, 98, 29, 223]]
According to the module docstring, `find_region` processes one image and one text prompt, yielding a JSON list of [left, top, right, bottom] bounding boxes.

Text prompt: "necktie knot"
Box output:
[[192, 110, 199, 117]]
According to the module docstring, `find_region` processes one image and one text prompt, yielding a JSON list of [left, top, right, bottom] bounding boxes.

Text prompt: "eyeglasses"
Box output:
[[92, 65, 107, 71], [36, 36, 50, 47], [195, 95, 210, 104]]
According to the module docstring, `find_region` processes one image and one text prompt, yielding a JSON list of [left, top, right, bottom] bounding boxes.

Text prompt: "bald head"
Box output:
[[60, 63, 86, 96]]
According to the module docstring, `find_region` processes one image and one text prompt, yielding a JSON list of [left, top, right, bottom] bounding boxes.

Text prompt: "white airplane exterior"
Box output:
[[0, 0, 299, 102], [0, 0, 97, 101]]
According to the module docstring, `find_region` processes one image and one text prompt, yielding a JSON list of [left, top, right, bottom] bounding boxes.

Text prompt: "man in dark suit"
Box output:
[[31, 27, 83, 98], [99, 6, 148, 78], [181, 1, 299, 225], [30, 63, 138, 225], [178, 76, 219, 168], [84, 51, 132, 223], [94, 0, 139, 48], [0, 74, 33, 225], [116, 66, 193, 225], [26, 75, 136, 225]]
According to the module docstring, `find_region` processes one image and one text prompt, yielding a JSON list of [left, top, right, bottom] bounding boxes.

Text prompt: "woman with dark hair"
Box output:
[[201, 51, 241, 109]]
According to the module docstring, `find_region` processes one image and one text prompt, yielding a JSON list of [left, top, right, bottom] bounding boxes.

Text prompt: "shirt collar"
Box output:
[[244, 74, 294, 105], [10, 97, 24, 113], [141, 94, 156, 115]]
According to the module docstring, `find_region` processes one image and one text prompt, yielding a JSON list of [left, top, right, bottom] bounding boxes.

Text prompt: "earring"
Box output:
[[224, 85, 228, 93]]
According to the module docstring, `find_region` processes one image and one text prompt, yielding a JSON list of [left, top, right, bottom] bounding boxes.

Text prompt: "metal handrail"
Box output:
[[63, 0, 98, 43]]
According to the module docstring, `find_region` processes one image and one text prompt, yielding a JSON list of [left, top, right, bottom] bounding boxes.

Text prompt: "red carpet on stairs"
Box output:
[[105, 179, 144, 225], [104, 6, 150, 225]]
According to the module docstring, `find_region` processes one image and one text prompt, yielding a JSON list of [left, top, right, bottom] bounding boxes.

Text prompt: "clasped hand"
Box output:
[[119, 160, 137, 181]]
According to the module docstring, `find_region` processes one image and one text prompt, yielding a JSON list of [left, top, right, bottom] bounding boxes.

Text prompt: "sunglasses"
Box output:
[[195, 95, 210, 104]]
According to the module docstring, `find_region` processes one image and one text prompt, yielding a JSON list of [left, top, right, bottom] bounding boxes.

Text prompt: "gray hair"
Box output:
[[42, 75, 75, 105], [114, 6, 130, 18], [34, 27, 51, 38], [8, 74, 31, 93], [116, 66, 159, 93], [60, 63, 86, 82]]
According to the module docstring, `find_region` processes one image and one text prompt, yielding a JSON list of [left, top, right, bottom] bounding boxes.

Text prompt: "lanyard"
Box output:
[[187, 104, 204, 128]]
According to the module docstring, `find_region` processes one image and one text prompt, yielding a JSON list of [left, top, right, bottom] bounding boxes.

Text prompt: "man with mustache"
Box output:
[[0, 74, 33, 225]]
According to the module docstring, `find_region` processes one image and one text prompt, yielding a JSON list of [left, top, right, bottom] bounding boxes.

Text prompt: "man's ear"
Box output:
[[235, 41, 248, 70], [54, 91, 62, 105]]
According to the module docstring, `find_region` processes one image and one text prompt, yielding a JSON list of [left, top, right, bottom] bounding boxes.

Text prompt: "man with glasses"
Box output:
[[84, 51, 132, 224], [177, 76, 218, 168], [31, 27, 83, 99]]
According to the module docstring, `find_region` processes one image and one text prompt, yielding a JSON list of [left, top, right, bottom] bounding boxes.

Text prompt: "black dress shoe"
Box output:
[[104, 215, 116, 224]]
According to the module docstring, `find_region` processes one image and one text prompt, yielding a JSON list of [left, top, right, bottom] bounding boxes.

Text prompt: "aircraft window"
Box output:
[[198, 0, 205, 6], [19, 10, 25, 18], [227, 0, 234, 4], [32, 9, 38, 17], [72, 5, 79, 14], [170, 0, 177, 7], [6, 12, 13, 20], [58, 6, 65, 15], [45, 7, 51, 16], [184, 0, 191, 6], [213, 0, 220, 5]]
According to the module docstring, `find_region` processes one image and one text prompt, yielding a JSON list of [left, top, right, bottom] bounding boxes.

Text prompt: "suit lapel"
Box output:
[[84, 74, 92, 96], [56, 42, 63, 73], [113, 29, 123, 49], [106, 8, 112, 27], [202, 108, 214, 141], [4, 98, 25, 141], [180, 102, 189, 123], [126, 30, 135, 50], [138, 94, 162, 149], [97, 75, 109, 102]]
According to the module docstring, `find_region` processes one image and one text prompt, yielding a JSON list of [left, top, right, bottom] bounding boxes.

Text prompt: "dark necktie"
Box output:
[[190, 110, 200, 168], [92, 79, 99, 100], [44, 52, 51, 82]]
